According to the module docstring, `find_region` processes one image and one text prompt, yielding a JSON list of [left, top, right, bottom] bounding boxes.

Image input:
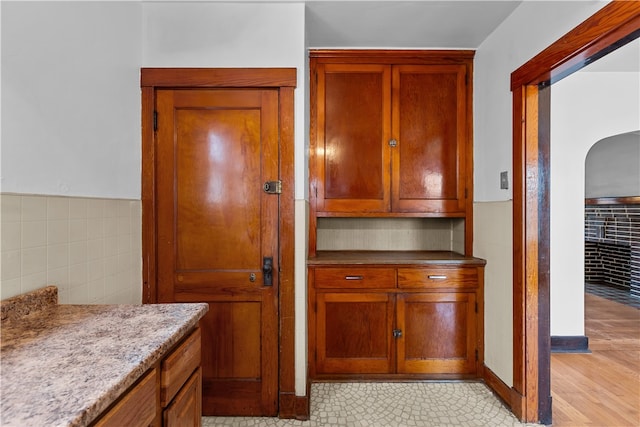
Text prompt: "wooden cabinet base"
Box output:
[[93, 369, 157, 427], [309, 256, 485, 380], [164, 368, 202, 427], [93, 327, 203, 427]]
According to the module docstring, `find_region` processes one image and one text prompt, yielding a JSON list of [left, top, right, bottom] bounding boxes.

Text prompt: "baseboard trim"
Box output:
[[483, 365, 529, 422], [551, 335, 590, 353], [483, 365, 516, 408], [279, 387, 310, 420]]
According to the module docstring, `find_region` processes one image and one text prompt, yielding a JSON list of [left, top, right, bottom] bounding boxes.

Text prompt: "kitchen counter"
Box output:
[[307, 250, 487, 266], [0, 286, 208, 427]]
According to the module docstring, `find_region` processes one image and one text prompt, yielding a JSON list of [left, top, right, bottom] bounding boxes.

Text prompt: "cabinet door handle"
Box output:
[[345, 275, 364, 280], [428, 275, 447, 280]]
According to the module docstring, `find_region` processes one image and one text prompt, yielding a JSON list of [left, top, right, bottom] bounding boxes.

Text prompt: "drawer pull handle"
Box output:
[[345, 275, 364, 280], [428, 275, 447, 280]]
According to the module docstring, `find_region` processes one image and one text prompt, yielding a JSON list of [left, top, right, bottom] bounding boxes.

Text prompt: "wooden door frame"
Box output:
[[509, 2, 640, 423], [140, 68, 300, 418]]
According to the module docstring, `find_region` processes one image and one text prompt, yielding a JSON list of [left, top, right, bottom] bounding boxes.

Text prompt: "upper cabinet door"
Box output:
[[314, 63, 391, 213], [391, 65, 467, 214], [310, 51, 472, 219]]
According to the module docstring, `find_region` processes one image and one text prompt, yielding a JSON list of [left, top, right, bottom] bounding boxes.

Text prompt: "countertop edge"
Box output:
[[0, 297, 209, 427], [307, 250, 487, 266], [75, 303, 209, 427]]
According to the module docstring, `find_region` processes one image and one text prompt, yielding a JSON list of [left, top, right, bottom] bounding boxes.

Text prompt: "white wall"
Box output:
[[585, 131, 640, 198], [473, 0, 608, 386], [550, 71, 640, 336], [1, 2, 143, 304], [1, 1, 142, 199], [142, 1, 309, 396]]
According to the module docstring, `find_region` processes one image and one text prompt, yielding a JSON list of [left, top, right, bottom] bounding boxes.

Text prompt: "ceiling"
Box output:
[[305, 1, 522, 48], [304, 0, 638, 72]]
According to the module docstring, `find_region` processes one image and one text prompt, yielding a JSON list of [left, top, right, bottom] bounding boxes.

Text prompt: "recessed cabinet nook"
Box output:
[[308, 50, 486, 380]]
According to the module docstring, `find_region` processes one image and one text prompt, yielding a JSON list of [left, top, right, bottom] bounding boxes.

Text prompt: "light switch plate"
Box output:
[[500, 171, 509, 189]]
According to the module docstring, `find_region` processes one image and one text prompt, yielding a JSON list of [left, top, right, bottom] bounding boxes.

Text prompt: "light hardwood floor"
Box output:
[[551, 293, 640, 426]]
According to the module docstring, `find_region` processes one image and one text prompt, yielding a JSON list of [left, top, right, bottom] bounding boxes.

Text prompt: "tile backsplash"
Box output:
[[0, 194, 142, 304], [316, 217, 465, 253], [584, 203, 639, 298]]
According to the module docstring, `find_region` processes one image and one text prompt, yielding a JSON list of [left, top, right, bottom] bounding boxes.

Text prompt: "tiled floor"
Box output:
[[202, 382, 540, 427], [585, 282, 640, 309], [201, 284, 639, 427]]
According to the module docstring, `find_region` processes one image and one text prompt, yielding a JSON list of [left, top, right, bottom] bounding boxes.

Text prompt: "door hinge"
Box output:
[[475, 302, 478, 313], [475, 349, 478, 361], [153, 111, 158, 132]]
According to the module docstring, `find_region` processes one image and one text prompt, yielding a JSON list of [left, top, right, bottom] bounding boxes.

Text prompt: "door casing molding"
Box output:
[[508, 2, 640, 423], [140, 68, 301, 418]]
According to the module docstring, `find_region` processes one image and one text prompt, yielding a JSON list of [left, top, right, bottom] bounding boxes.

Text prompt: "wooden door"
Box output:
[[314, 63, 391, 213], [391, 65, 467, 214], [396, 292, 477, 374], [156, 88, 279, 416], [316, 292, 395, 374]]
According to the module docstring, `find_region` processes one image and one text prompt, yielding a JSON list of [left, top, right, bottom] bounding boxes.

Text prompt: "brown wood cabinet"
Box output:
[[308, 253, 485, 379], [316, 291, 395, 374], [93, 327, 202, 427], [308, 50, 481, 382], [309, 50, 474, 256], [93, 369, 158, 427], [160, 328, 202, 425], [396, 292, 477, 374], [314, 62, 468, 214], [310, 52, 472, 211], [164, 368, 202, 427]]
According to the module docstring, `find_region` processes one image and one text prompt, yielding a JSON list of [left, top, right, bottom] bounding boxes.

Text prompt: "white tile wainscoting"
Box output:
[[0, 194, 142, 304]]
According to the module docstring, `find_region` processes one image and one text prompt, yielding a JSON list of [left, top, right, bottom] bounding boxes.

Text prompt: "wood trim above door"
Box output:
[[141, 68, 297, 88], [511, 2, 640, 89], [509, 2, 640, 424], [140, 67, 299, 418]]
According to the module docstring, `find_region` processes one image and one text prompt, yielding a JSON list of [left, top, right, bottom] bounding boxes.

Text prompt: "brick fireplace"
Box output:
[[585, 201, 640, 298]]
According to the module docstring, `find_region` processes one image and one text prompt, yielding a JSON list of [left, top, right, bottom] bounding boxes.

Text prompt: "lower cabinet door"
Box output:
[[316, 292, 395, 374], [396, 293, 477, 375], [164, 368, 202, 427]]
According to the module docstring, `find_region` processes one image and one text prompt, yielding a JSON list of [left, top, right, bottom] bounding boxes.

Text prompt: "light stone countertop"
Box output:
[[0, 286, 208, 427]]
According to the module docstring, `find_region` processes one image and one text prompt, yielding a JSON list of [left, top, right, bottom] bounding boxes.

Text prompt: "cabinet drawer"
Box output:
[[397, 267, 477, 289], [163, 368, 202, 427], [94, 369, 157, 427], [314, 267, 396, 289], [161, 327, 201, 406]]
